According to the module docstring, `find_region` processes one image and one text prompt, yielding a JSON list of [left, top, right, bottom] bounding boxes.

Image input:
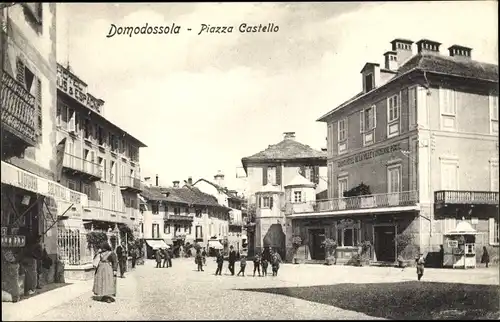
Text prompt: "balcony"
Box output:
[[62, 153, 102, 181], [120, 176, 142, 193], [286, 191, 419, 215], [165, 213, 194, 222], [435, 191, 499, 206], [1, 71, 37, 151]]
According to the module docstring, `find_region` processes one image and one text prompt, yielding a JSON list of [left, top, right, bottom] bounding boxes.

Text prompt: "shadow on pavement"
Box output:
[[238, 281, 500, 320]]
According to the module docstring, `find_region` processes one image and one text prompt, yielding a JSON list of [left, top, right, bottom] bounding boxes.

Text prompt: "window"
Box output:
[[440, 159, 459, 190], [174, 207, 180, 215], [152, 224, 159, 239], [84, 119, 92, 140], [408, 87, 418, 129], [338, 177, 348, 198], [22, 3, 43, 26], [82, 184, 91, 197], [196, 226, 203, 239], [336, 224, 360, 247], [337, 118, 348, 154], [387, 165, 402, 193], [490, 94, 498, 134], [67, 180, 77, 191], [490, 161, 499, 191], [387, 94, 400, 138], [188, 226, 192, 235], [195, 209, 202, 218], [184, 225, 189, 233], [152, 202, 159, 215], [439, 88, 457, 131], [364, 73, 373, 92], [267, 167, 277, 185], [98, 126, 105, 146], [360, 105, 376, 145], [294, 191, 302, 203], [489, 217, 499, 245], [260, 196, 272, 208]]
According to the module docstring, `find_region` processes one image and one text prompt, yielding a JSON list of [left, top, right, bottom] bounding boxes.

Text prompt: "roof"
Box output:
[[140, 186, 168, 202], [140, 185, 230, 210], [317, 53, 498, 122], [446, 220, 478, 235], [284, 174, 315, 188], [192, 179, 245, 201], [241, 138, 327, 168]]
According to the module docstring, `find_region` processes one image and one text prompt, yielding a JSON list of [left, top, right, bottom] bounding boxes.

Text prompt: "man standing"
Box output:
[[162, 248, 170, 268], [201, 247, 207, 266], [130, 246, 138, 269], [215, 250, 224, 276], [167, 247, 173, 268], [116, 243, 127, 278], [228, 246, 237, 276]]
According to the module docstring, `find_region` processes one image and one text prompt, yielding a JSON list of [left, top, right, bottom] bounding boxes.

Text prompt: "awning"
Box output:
[[287, 205, 419, 219], [145, 239, 170, 250], [207, 240, 224, 250]]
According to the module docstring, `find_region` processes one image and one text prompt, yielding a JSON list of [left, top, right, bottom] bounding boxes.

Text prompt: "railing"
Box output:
[[229, 219, 244, 226], [120, 176, 141, 190], [63, 153, 103, 178], [435, 190, 499, 205], [57, 229, 93, 266], [1, 71, 37, 146], [287, 191, 419, 214]]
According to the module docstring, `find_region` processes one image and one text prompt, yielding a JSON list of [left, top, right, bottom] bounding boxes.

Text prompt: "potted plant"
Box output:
[[291, 235, 303, 264], [322, 238, 338, 265], [395, 232, 414, 268], [357, 240, 372, 266]]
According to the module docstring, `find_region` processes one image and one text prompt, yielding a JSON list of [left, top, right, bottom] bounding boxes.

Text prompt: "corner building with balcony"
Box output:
[[289, 38, 499, 265], [55, 63, 147, 235]]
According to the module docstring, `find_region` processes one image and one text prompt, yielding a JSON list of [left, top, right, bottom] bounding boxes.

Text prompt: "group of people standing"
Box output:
[[155, 247, 174, 268]]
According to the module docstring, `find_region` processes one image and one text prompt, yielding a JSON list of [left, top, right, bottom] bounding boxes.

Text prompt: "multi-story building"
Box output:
[[55, 63, 147, 235], [192, 172, 248, 253], [241, 131, 328, 256], [1, 3, 88, 297], [288, 38, 498, 265], [139, 177, 231, 255]]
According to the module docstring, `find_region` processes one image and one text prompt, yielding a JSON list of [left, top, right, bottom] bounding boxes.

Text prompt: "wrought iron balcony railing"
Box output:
[[63, 153, 103, 179], [1, 71, 37, 146], [435, 190, 499, 205], [286, 190, 419, 215], [120, 175, 142, 191]]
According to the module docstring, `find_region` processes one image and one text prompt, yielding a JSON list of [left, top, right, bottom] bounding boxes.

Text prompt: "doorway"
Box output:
[[308, 228, 326, 260], [374, 225, 396, 262]]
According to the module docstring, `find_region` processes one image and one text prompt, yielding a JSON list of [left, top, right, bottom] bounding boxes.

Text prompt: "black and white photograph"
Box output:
[[0, 1, 498, 320]]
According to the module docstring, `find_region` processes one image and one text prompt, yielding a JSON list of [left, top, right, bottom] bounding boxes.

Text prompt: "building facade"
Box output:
[[192, 172, 248, 253], [241, 131, 327, 256], [54, 63, 146, 235], [1, 3, 89, 298], [289, 38, 499, 265]]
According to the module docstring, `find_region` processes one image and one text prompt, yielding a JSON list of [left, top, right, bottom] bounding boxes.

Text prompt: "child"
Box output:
[[253, 253, 261, 277], [215, 250, 224, 276], [237, 255, 247, 276], [271, 253, 281, 276], [261, 258, 268, 277], [416, 252, 425, 281]]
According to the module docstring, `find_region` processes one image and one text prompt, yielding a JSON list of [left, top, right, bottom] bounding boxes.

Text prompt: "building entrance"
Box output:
[[374, 225, 396, 262], [308, 228, 326, 260]]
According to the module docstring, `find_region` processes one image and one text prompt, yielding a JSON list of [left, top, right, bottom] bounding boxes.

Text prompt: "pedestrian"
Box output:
[[416, 252, 425, 281], [25, 234, 44, 295], [237, 255, 247, 276], [228, 246, 237, 276], [92, 241, 118, 303], [116, 243, 127, 278], [253, 252, 261, 277], [481, 246, 490, 268], [215, 250, 224, 276], [161, 248, 169, 268], [271, 253, 281, 276], [261, 258, 269, 277], [130, 246, 138, 269], [202, 247, 207, 266], [195, 249, 204, 271], [155, 249, 162, 268], [167, 248, 173, 268]]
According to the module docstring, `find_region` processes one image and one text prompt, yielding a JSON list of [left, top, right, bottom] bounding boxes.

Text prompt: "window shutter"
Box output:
[[270, 195, 274, 209], [372, 105, 377, 129], [360, 110, 365, 133], [299, 166, 305, 177], [36, 78, 42, 137], [276, 165, 282, 185], [314, 166, 320, 184], [16, 58, 25, 86], [489, 218, 495, 245], [258, 197, 261, 208], [262, 166, 268, 185]]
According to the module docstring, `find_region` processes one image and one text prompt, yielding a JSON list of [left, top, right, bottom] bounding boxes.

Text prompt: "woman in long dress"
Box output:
[[93, 242, 118, 303]]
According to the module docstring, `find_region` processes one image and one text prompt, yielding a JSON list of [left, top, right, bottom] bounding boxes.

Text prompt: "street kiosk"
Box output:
[[443, 219, 477, 269]]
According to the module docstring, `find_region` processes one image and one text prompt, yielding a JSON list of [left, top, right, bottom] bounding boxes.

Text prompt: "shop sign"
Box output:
[[1, 161, 88, 207], [337, 143, 401, 168]]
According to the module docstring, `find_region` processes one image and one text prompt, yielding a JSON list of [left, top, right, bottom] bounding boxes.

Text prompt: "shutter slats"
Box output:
[[262, 166, 268, 185], [16, 58, 25, 86], [276, 165, 282, 186], [489, 218, 495, 245], [360, 110, 365, 133]]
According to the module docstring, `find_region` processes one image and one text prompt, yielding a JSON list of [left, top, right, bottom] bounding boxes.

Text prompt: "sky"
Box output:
[[56, 1, 498, 194]]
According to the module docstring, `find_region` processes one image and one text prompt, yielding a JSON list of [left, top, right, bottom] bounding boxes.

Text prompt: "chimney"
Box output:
[[155, 174, 159, 187], [390, 39, 414, 66], [360, 63, 380, 93], [187, 177, 193, 185], [383, 51, 398, 71], [321, 148, 327, 152], [214, 170, 225, 188], [415, 39, 441, 54], [173, 181, 180, 188], [448, 45, 472, 60], [283, 132, 296, 140]]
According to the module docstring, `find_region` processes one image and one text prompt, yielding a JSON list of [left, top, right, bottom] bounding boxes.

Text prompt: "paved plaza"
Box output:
[[3, 258, 499, 321]]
